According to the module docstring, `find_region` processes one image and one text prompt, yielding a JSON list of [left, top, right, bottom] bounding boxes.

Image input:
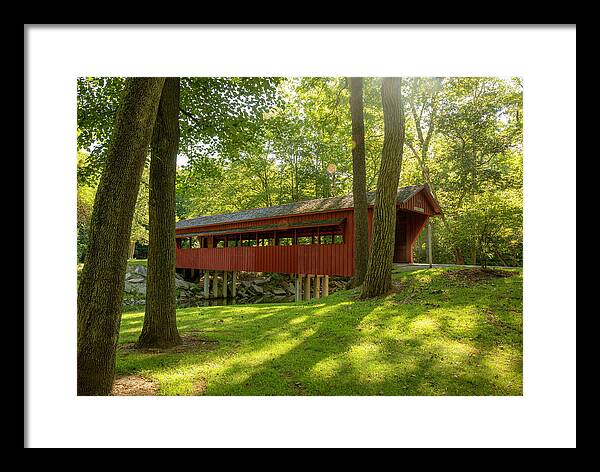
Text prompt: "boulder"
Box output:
[[175, 278, 196, 290], [124, 281, 137, 293], [133, 265, 147, 276], [126, 282, 146, 295], [127, 275, 145, 284]]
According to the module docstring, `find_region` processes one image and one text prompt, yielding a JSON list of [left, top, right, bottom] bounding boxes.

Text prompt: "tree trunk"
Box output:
[[454, 247, 465, 265], [129, 240, 136, 259], [77, 77, 166, 395], [361, 78, 405, 299], [138, 78, 182, 349], [349, 77, 368, 287]]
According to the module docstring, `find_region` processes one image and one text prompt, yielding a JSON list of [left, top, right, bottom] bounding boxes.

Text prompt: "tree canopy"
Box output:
[[77, 76, 523, 268]]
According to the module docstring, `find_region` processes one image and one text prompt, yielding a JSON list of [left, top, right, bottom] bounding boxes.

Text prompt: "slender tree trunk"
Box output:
[[77, 77, 166, 395], [361, 77, 405, 299], [349, 77, 368, 287], [138, 78, 182, 349], [129, 241, 136, 259]]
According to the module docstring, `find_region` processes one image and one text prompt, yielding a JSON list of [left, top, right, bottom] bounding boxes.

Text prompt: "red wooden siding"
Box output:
[[176, 210, 355, 276], [175, 187, 438, 276]]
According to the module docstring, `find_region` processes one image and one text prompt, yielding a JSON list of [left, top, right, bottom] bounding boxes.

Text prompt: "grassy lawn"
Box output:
[[127, 258, 147, 267], [116, 267, 523, 396]]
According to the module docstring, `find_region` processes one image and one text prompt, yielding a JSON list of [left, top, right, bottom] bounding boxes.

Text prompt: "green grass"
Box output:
[[116, 267, 523, 396], [127, 258, 147, 267]]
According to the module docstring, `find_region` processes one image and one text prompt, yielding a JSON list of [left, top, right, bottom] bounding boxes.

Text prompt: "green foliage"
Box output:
[[77, 77, 126, 183], [77, 76, 282, 179], [77, 76, 523, 266], [406, 77, 523, 266], [76, 150, 150, 261], [131, 167, 150, 245], [451, 190, 523, 267], [116, 268, 523, 395], [76, 151, 97, 262]]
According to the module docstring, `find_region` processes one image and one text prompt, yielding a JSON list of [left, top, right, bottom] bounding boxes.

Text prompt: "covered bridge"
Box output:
[[175, 184, 441, 285]]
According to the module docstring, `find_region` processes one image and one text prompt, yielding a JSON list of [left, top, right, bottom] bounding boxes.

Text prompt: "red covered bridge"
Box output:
[[175, 184, 440, 284]]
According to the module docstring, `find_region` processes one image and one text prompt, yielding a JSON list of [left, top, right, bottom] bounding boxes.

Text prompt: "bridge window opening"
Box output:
[[241, 234, 257, 246], [176, 223, 345, 249]]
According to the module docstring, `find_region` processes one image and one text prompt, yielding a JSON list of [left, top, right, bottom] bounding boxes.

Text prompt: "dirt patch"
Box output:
[[112, 375, 158, 396], [389, 280, 407, 294], [119, 333, 219, 355], [442, 268, 515, 283], [291, 381, 306, 395], [482, 308, 521, 333], [482, 308, 503, 327], [193, 378, 208, 395]]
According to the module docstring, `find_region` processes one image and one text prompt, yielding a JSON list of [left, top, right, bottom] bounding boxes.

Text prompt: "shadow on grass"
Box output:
[[116, 269, 523, 396]]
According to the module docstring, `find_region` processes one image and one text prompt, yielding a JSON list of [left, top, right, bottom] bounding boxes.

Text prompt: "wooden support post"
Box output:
[[427, 223, 433, 268], [204, 271, 210, 298], [223, 271, 229, 298], [304, 274, 312, 301], [315, 275, 321, 299], [295, 274, 303, 302], [323, 275, 329, 297], [212, 272, 219, 298], [232, 271, 237, 298]]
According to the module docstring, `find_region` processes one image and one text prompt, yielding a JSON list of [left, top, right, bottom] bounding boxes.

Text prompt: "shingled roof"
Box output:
[[176, 184, 427, 230]]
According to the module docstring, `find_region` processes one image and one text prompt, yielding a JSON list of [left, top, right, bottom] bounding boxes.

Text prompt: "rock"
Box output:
[[175, 278, 196, 290], [133, 265, 147, 276], [127, 275, 145, 284], [125, 282, 146, 295], [124, 281, 139, 293]]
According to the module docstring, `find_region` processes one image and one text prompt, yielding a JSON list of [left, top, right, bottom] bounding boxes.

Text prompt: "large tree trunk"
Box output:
[[138, 78, 182, 349], [349, 77, 369, 287], [77, 78, 166, 395], [361, 78, 405, 299]]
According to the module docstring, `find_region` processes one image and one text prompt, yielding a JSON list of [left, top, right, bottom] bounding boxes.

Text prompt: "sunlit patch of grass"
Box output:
[[116, 268, 523, 396], [127, 259, 147, 267]]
